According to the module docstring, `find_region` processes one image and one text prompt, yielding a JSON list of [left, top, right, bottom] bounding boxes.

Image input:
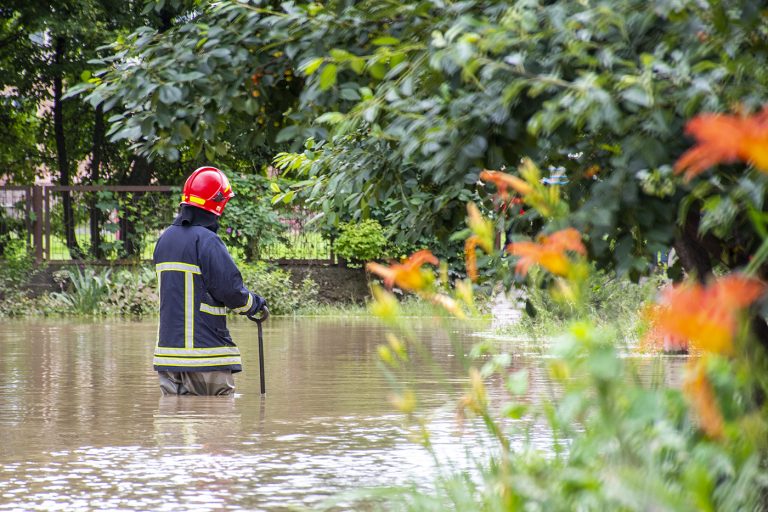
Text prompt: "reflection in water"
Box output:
[[0, 318, 685, 511], [154, 395, 243, 447]]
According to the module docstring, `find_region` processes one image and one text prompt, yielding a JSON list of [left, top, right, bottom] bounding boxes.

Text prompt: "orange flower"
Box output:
[[683, 360, 724, 439], [675, 107, 768, 179], [366, 249, 439, 291], [464, 203, 494, 282], [648, 275, 764, 355], [584, 165, 601, 179], [480, 169, 533, 201], [506, 228, 586, 277], [466, 203, 493, 252], [465, 236, 480, 282]]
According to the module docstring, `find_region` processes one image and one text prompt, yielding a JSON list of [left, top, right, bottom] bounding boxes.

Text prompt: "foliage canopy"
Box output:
[[80, 0, 768, 278]]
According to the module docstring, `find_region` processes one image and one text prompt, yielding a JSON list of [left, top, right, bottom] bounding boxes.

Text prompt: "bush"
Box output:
[[239, 262, 317, 315], [103, 266, 158, 317], [513, 268, 666, 337], [0, 207, 24, 258], [0, 243, 49, 317], [49, 267, 112, 316], [333, 219, 389, 263]]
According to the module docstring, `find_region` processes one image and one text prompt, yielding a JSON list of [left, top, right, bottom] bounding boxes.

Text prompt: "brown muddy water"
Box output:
[[0, 318, 685, 511]]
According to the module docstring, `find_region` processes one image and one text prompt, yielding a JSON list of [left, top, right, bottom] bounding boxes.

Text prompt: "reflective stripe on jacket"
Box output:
[[153, 210, 253, 372]]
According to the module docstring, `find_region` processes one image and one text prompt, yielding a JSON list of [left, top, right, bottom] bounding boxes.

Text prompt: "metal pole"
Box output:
[[257, 319, 266, 395], [248, 307, 269, 395]]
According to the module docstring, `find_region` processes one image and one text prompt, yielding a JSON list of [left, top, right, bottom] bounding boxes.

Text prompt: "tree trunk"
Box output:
[[672, 208, 717, 283], [88, 104, 105, 258], [119, 155, 152, 258], [53, 35, 83, 259]]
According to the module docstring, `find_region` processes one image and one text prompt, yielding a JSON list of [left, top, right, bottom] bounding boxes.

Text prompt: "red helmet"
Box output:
[[180, 166, 235, 216]]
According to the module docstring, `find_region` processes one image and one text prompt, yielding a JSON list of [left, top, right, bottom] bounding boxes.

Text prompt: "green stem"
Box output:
[[745, 236, 768, 277]]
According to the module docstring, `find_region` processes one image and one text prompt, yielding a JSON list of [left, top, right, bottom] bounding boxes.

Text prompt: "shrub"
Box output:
[[103, 266, 158, 317], [513, 267, 666, 337], [49, 267, 111, 316], [239, 262, 317, 315], [333, 219, 389, 263]]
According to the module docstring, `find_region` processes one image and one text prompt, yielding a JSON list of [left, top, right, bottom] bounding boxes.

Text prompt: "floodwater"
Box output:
[[0, 318, 685, 511]]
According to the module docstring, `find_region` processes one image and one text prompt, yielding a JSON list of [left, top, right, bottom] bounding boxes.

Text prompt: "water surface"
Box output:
[[0, 318, 683, 511]]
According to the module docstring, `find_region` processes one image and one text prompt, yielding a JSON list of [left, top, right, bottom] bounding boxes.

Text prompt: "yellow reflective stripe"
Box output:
[[155, 269, 162, 346], [153, 356, 242, 367], [184, 272, 194, 349], [200, 303, 227, 315], [188, 195, 206, 205], [231, 293, 253, 314], [156, 262, 201, 274], [155, 346, 240, 356]]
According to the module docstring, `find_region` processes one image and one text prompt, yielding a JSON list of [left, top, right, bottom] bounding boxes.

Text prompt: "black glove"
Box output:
[[245, 293, 268, 319]]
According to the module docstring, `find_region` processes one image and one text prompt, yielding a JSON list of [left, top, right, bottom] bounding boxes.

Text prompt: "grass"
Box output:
[[495, 270, 665, 340], [294, 295, 478, 317]]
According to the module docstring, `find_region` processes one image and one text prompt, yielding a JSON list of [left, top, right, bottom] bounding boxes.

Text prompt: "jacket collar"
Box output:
[[173, 205, 220, 233]]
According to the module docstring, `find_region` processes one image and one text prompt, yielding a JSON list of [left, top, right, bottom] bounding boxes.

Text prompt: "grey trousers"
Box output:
[[158, 370, 235, 396]]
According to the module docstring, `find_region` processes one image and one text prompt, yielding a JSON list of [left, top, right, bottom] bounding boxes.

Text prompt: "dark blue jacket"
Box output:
[[153, 206, 257, 373]]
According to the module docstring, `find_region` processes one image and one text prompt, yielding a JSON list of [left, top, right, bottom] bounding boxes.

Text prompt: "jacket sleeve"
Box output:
[[198, 235, 255, 314]]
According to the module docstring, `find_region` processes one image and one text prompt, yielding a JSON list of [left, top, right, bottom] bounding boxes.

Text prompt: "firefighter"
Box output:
[[153, 166, 268, 396]]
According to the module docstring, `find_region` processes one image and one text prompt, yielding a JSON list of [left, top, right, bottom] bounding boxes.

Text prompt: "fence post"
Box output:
[[31, 185, 43, 263]]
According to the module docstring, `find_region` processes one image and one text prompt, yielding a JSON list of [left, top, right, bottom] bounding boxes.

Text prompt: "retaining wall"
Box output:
[[17, 262, 371, 304]]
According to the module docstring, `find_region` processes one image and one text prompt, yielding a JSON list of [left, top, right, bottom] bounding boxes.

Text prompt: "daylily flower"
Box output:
[[683, 360, 725, 439], [507, 228, 586, 277], [647, 275, 764, 355], [465, 236, 480, 282], [366, 249, 439, 291], [464, 203, 494, 282], [675, 107, 768, 179], [479, 169, 533, 200]]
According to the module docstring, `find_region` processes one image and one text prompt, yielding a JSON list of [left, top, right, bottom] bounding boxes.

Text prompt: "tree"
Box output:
[[1, 0, 206, 258], [80, 0, 768, 278]]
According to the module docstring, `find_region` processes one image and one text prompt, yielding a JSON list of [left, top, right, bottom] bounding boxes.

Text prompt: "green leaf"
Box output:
[[177, 121, 193, 139], [301, 57, 324, 76], [158, 84, 183, 104], [371, 36, 400, 46], [330, 48, 353, 61], [316, 112, 346, 124], [506, 369, 529, 396], [319, 64, 338, 90], [349, 57, 366, 74], [367, 61, 387, 79], [340, 88, 361, 101]]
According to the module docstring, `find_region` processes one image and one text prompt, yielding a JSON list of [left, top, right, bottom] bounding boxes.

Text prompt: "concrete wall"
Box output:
[[18, 262, 372, 304], [280, 263, 371, 303]]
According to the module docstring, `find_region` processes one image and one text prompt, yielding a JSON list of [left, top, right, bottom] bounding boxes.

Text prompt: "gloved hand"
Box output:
[[245, 293, 269, 321]]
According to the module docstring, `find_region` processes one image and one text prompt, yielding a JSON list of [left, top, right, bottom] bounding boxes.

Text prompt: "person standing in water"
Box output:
[[153, 166, 268, 395]]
